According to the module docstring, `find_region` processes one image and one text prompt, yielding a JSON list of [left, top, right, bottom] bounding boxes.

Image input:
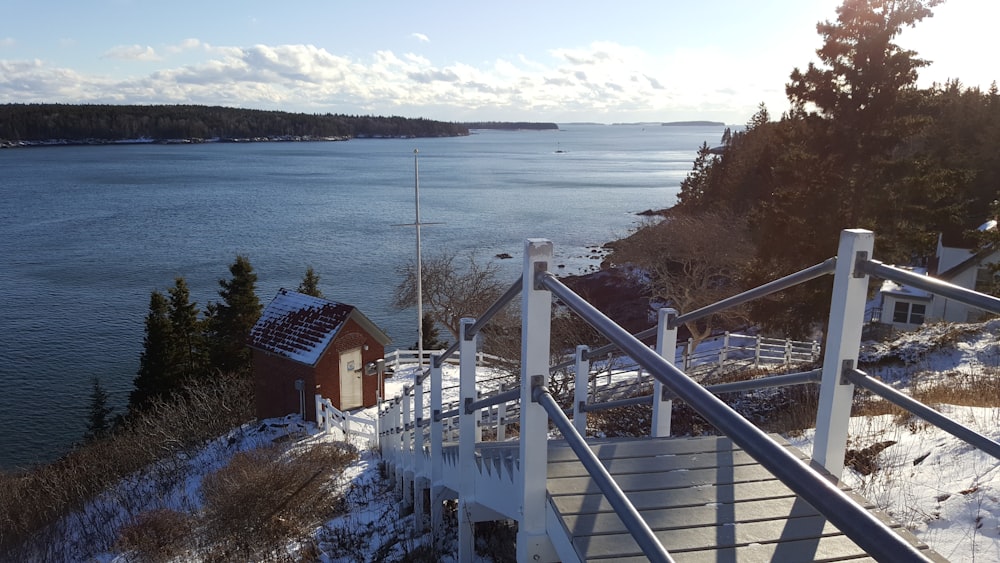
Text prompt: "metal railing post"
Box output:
[[653, 308, 677, 437], [518, 239, 557, 561], [573, 345, 590, 435], [458, 318, 478, 561], [814, 229, 873, 476]]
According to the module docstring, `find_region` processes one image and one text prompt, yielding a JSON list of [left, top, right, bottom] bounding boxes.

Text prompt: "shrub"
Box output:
[[115, 508, 194, 562], [199, 442, 357, 559]]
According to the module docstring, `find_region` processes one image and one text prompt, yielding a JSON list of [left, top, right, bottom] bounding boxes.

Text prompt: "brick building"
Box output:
[[248, 289, 391, 421]]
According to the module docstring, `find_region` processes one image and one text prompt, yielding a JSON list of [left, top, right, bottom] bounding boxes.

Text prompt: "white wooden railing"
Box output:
[[314, 394, 376, 447]]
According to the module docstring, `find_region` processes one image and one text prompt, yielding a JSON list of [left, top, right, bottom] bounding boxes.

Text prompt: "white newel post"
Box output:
[[430, 352, 444, 541], [401, 389, 414, 515], [458, 318, 478, 562], [413, 372, 427, 530], [518, 239, 558, 562], [392, 399, 402, 494], [813, 229, 873, 477], [653, 308, 677, 437], [719, 332, 729, 366], [314, 394, 323, 430], [496, 386, 507, 441], [573, 345, 590, 435]]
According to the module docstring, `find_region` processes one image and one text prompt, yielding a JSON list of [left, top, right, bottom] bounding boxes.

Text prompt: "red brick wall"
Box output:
[[253, 351, 316, 421]]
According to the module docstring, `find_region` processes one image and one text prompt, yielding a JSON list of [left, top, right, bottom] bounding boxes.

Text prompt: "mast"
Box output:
[[414, 149, 424, 369]]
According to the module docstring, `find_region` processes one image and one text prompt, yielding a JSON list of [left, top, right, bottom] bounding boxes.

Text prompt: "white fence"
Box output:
[[677, 332, 820, 372], [314, 394, 376, 447]]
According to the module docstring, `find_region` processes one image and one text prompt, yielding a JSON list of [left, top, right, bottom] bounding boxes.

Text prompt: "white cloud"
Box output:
[[165, 38, 205, 55], [0, 40, 774, 121], [411, 33, 429, 43], [0, 37, 15, 48], [103, 44, 162, 62]]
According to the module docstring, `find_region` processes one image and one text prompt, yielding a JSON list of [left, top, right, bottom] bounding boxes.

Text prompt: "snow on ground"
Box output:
[[84, 320, 1000, 561]]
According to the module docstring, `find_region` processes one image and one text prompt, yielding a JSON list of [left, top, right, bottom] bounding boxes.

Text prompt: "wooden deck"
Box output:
[[543, 435, 947, 562]]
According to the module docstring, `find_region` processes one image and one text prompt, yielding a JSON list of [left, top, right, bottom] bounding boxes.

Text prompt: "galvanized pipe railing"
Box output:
[[845, 367, 1000, 460], [532, 383, 674, 563], [702, 368, 822, 395], [551, 257, 836, 372], [467, 388, 521, 414], [537, 269, 932, 562], [673, 257, 837, 329], [429, 276, 523, 377], [581, 394, 653, 413], [857, 259, 1000, 315]]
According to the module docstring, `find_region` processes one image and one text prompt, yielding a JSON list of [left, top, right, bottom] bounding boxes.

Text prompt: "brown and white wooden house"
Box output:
[[248, 289, 391, 422]]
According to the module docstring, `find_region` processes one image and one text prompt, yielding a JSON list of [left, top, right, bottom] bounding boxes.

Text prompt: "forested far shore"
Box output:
[[0, 104, 470, 145], [462, 121, 558, 131]]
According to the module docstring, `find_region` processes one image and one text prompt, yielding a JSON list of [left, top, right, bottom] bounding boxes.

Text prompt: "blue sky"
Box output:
[[0, 0, 995, 124]]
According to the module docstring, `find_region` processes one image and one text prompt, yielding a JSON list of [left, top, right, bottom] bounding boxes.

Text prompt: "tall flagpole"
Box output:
[[393, 150, 442, 371], [414, 149, 424, 369]]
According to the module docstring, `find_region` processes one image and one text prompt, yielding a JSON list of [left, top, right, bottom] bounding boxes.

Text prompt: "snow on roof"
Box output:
[[978, 219, 997, 232], [879, 266, 932, 299], [248, 289, 355, 366]]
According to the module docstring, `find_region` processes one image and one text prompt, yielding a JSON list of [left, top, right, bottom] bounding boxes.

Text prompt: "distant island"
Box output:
[[661, 121, 726, 127], [463, 122, 558, 131], [0, 104, 470, 147]]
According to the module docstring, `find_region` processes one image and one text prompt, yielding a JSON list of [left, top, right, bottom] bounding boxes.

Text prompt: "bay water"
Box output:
[[0, 123, 724, 469]]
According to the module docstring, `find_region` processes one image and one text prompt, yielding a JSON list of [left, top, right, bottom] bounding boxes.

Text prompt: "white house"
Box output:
[[877, 220, 998, 330]]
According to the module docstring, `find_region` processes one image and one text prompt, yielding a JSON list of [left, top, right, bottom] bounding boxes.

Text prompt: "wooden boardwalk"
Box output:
[[529, 434, 945, 562]]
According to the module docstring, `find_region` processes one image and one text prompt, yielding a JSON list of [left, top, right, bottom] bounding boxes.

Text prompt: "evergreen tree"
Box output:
[[297, 266, 324, 298], [168, 277, 206, 380], [415, 314, 447, 350], [207, 255, 263, 376], [131, 291, 175, 410], [781, 0, 949, 262], [84, 377, 114, 443]]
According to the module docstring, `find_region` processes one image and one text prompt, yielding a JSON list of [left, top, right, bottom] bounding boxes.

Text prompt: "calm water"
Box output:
[[0, 124, 723, 469]]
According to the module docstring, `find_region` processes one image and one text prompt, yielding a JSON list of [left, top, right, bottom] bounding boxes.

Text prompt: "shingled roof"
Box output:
[[248, 289, 389, 366]]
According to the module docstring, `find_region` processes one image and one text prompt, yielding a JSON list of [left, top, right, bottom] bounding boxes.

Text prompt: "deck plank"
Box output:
[[559, 495, 876, 536], [545, 434, 944, 562], [547, 445, 808, 478]]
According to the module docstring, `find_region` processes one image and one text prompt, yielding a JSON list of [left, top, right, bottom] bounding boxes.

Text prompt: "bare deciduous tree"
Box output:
[[608, 210, 753, 350], [392, 251, 508, 340]]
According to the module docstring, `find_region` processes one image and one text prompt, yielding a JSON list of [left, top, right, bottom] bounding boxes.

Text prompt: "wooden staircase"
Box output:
[[545, 435, 945, 562]]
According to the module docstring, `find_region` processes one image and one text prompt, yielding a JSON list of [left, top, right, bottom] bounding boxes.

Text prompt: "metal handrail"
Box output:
[[845, 367, 1000, 460], [857, 259, 1000, 315], [532, 384, 674, 563], [702, 369, 822, 395], [581, 394, 653, 413], [537, 269, 932, 562], [550, 258, 836, 371], [467, 388, 520, 414], [672, 257, 837, 329], [430, 276, 524, 373]]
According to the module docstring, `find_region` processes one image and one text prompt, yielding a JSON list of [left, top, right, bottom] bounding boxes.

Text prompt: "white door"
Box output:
[[339, 347, 364, 410]]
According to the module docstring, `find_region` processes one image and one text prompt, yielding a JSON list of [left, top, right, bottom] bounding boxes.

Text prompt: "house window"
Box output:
[[893, 302, 926, 325], [975, 266, 997, 294]]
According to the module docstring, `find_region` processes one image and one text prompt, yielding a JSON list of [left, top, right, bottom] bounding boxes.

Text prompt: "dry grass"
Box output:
[[911, 366, 1000, 408]]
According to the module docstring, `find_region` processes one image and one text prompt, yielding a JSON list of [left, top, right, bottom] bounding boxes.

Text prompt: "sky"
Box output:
[[0, 0, 996, 125]]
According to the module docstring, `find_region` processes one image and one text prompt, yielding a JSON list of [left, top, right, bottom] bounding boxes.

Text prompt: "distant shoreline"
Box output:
[[661, 120, 726, 127]]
